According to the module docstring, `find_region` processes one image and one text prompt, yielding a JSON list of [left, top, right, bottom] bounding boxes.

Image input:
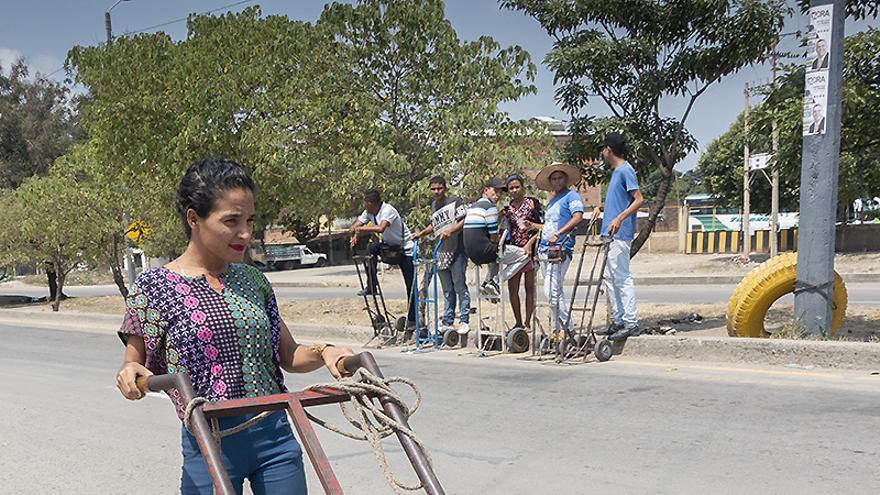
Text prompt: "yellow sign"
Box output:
[[125, 220, 151, 247]]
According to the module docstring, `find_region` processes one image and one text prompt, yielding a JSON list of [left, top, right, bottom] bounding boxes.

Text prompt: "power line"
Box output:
[[124, 0, 255, 36], [42, 0, 256, 79]]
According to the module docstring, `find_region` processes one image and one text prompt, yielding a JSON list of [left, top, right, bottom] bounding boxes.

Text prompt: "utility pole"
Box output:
[[795, 0, 845, 336], [105, 0, 137, 288], [770, 54, 780, 257], [742, 81, 751, 259]]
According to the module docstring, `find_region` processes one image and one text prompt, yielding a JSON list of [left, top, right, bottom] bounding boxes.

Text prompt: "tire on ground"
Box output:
[[726, 252, 847, 338]]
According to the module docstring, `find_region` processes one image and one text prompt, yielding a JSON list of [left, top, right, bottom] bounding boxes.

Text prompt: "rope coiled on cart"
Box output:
[[181, 368, 430, 494], [305, 368, 430, 494], [183, 397, 272, 441]]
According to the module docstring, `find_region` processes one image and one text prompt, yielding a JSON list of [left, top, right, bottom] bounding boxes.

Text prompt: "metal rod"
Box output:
[[342, 353, 445, 495], [287, 399, 345, 494], [140, 373, 236, 495]]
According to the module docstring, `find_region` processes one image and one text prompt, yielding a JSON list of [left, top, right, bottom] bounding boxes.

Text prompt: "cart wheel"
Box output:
[[395, 316, 408, 335], [443, 328, 460, 347], [506, 328, 530, 353], [594, 339, 613, 362]]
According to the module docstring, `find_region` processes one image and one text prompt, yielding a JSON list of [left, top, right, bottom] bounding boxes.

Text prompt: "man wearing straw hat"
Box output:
[[533, 162, 584, 338], [591, 132, 644, 341]]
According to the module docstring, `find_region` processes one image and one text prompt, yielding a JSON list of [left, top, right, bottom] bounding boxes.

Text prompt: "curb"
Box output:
[[3, 308, 879, 371], [618, 335, 880, 371], [262, 273, 880, 289]]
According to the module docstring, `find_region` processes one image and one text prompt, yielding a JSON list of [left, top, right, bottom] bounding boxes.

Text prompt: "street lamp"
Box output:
[[105, 0, 132, 42]]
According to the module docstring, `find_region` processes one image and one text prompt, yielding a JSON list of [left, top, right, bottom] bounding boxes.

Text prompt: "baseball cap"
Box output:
[[484, 176, 506, 191]]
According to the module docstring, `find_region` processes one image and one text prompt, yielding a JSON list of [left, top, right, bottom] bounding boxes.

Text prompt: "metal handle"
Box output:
[[137, 373, 236, 495], [339, 352, 445, 495]]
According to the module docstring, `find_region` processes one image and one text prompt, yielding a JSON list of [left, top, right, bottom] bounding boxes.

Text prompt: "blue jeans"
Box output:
[[603, 238, 638, 328], [540, 251, 573, 332], [437, 252, 470, 325], [181, 410, 307, 495]]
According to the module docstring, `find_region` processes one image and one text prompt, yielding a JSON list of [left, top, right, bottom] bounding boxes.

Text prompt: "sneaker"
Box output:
[[609, 324, 640, 342], [357, 288, 376, 296], [596, 322, 624, 336], [457, 322, 470, 335], [480, 281, 500, 298]]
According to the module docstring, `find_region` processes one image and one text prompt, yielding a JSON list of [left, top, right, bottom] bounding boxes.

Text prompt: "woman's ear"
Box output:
[[186, 208, 199, 233]]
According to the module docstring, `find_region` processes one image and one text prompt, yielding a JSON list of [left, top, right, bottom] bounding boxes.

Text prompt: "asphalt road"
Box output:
[[2, 323, 879, 494], [2, 281, 880, 306]]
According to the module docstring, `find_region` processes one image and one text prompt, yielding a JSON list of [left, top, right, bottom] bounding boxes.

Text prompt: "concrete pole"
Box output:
[[795, 0, 845, 336], [106, 10, 138, 288], [742, 82, 751, 259], [770, 55, 780, 257]]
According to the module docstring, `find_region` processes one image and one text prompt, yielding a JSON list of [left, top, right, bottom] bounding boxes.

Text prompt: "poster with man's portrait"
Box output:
[[803, 72, 828, 136], [806, 5, 833, 73]]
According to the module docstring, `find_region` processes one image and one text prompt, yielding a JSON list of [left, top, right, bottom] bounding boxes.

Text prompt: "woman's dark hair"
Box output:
[[175, 158, 256, 238]]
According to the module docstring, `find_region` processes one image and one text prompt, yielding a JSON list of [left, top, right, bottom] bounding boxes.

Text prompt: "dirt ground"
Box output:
[[8, 251, 879, 288], [626, 251, 880, 276], [44, 295, 880, 342]]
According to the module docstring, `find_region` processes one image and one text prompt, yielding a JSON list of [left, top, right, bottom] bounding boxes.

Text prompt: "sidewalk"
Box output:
[[265, 261, 880, 289], [4, 306, 879, 372]]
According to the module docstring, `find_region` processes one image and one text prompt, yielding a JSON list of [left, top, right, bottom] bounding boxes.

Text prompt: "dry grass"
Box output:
[[27, 295, 880, 342]]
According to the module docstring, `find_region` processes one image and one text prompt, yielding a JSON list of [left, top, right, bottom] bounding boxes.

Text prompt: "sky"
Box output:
[[0, 0, 872, 171]]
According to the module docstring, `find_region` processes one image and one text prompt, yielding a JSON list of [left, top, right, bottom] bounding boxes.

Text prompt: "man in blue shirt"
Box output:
[[534, 162, 584, 337], [591, 133, 644, 341]]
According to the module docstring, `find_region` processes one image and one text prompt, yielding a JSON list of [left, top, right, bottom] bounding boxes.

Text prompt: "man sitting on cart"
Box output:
[[463, 176, 506, 297], [349, 189, 417, 329], [591, 132, 644, 341]]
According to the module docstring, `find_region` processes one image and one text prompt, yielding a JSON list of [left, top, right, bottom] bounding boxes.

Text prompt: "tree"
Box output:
[[316, 0, 544, 225], [0, 173, 107, 311], [54, 143, 134, 297], [697, 28, 880, 215], [504, 0, 787, 255], [0, 59, 82, 190], [67, 2, 545, 258], [68, 7, 353, 256]]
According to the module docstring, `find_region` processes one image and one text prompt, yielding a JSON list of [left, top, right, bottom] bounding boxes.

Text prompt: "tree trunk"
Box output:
[[109, 232, 129, 298], [52, 264, 65, 312], [630, 165, 674, 257]]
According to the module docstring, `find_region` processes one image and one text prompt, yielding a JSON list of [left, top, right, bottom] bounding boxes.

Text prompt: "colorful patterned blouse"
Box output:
[[504, 197, 541, 247], [118, 263, 286, 419]]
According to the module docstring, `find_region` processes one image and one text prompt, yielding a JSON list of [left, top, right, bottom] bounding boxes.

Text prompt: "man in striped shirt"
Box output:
[[464, 176, 506, 297]]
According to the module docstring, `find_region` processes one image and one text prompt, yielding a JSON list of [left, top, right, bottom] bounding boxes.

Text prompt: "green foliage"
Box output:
[[697, 28, 880, 213], [504, 0, 787, 254], [66, 2, 543, 255], [0, 59, 83, 190]]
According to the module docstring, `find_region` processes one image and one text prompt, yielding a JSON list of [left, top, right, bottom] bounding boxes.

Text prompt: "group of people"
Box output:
[[114, 132, 643, 494], [349, 132, 644, 343]]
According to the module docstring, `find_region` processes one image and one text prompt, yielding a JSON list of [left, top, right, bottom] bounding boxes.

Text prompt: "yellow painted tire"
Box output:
[[726, 253, 847, 338]]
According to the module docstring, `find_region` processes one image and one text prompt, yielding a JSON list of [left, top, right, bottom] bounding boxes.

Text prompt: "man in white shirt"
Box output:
[[349, 189, 416, 326]]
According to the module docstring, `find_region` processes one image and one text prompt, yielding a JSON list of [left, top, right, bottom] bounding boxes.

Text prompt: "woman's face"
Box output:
[[550, 171, 568, 193], [188, 187, 255, 265], [507, 179, 524, 200]]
